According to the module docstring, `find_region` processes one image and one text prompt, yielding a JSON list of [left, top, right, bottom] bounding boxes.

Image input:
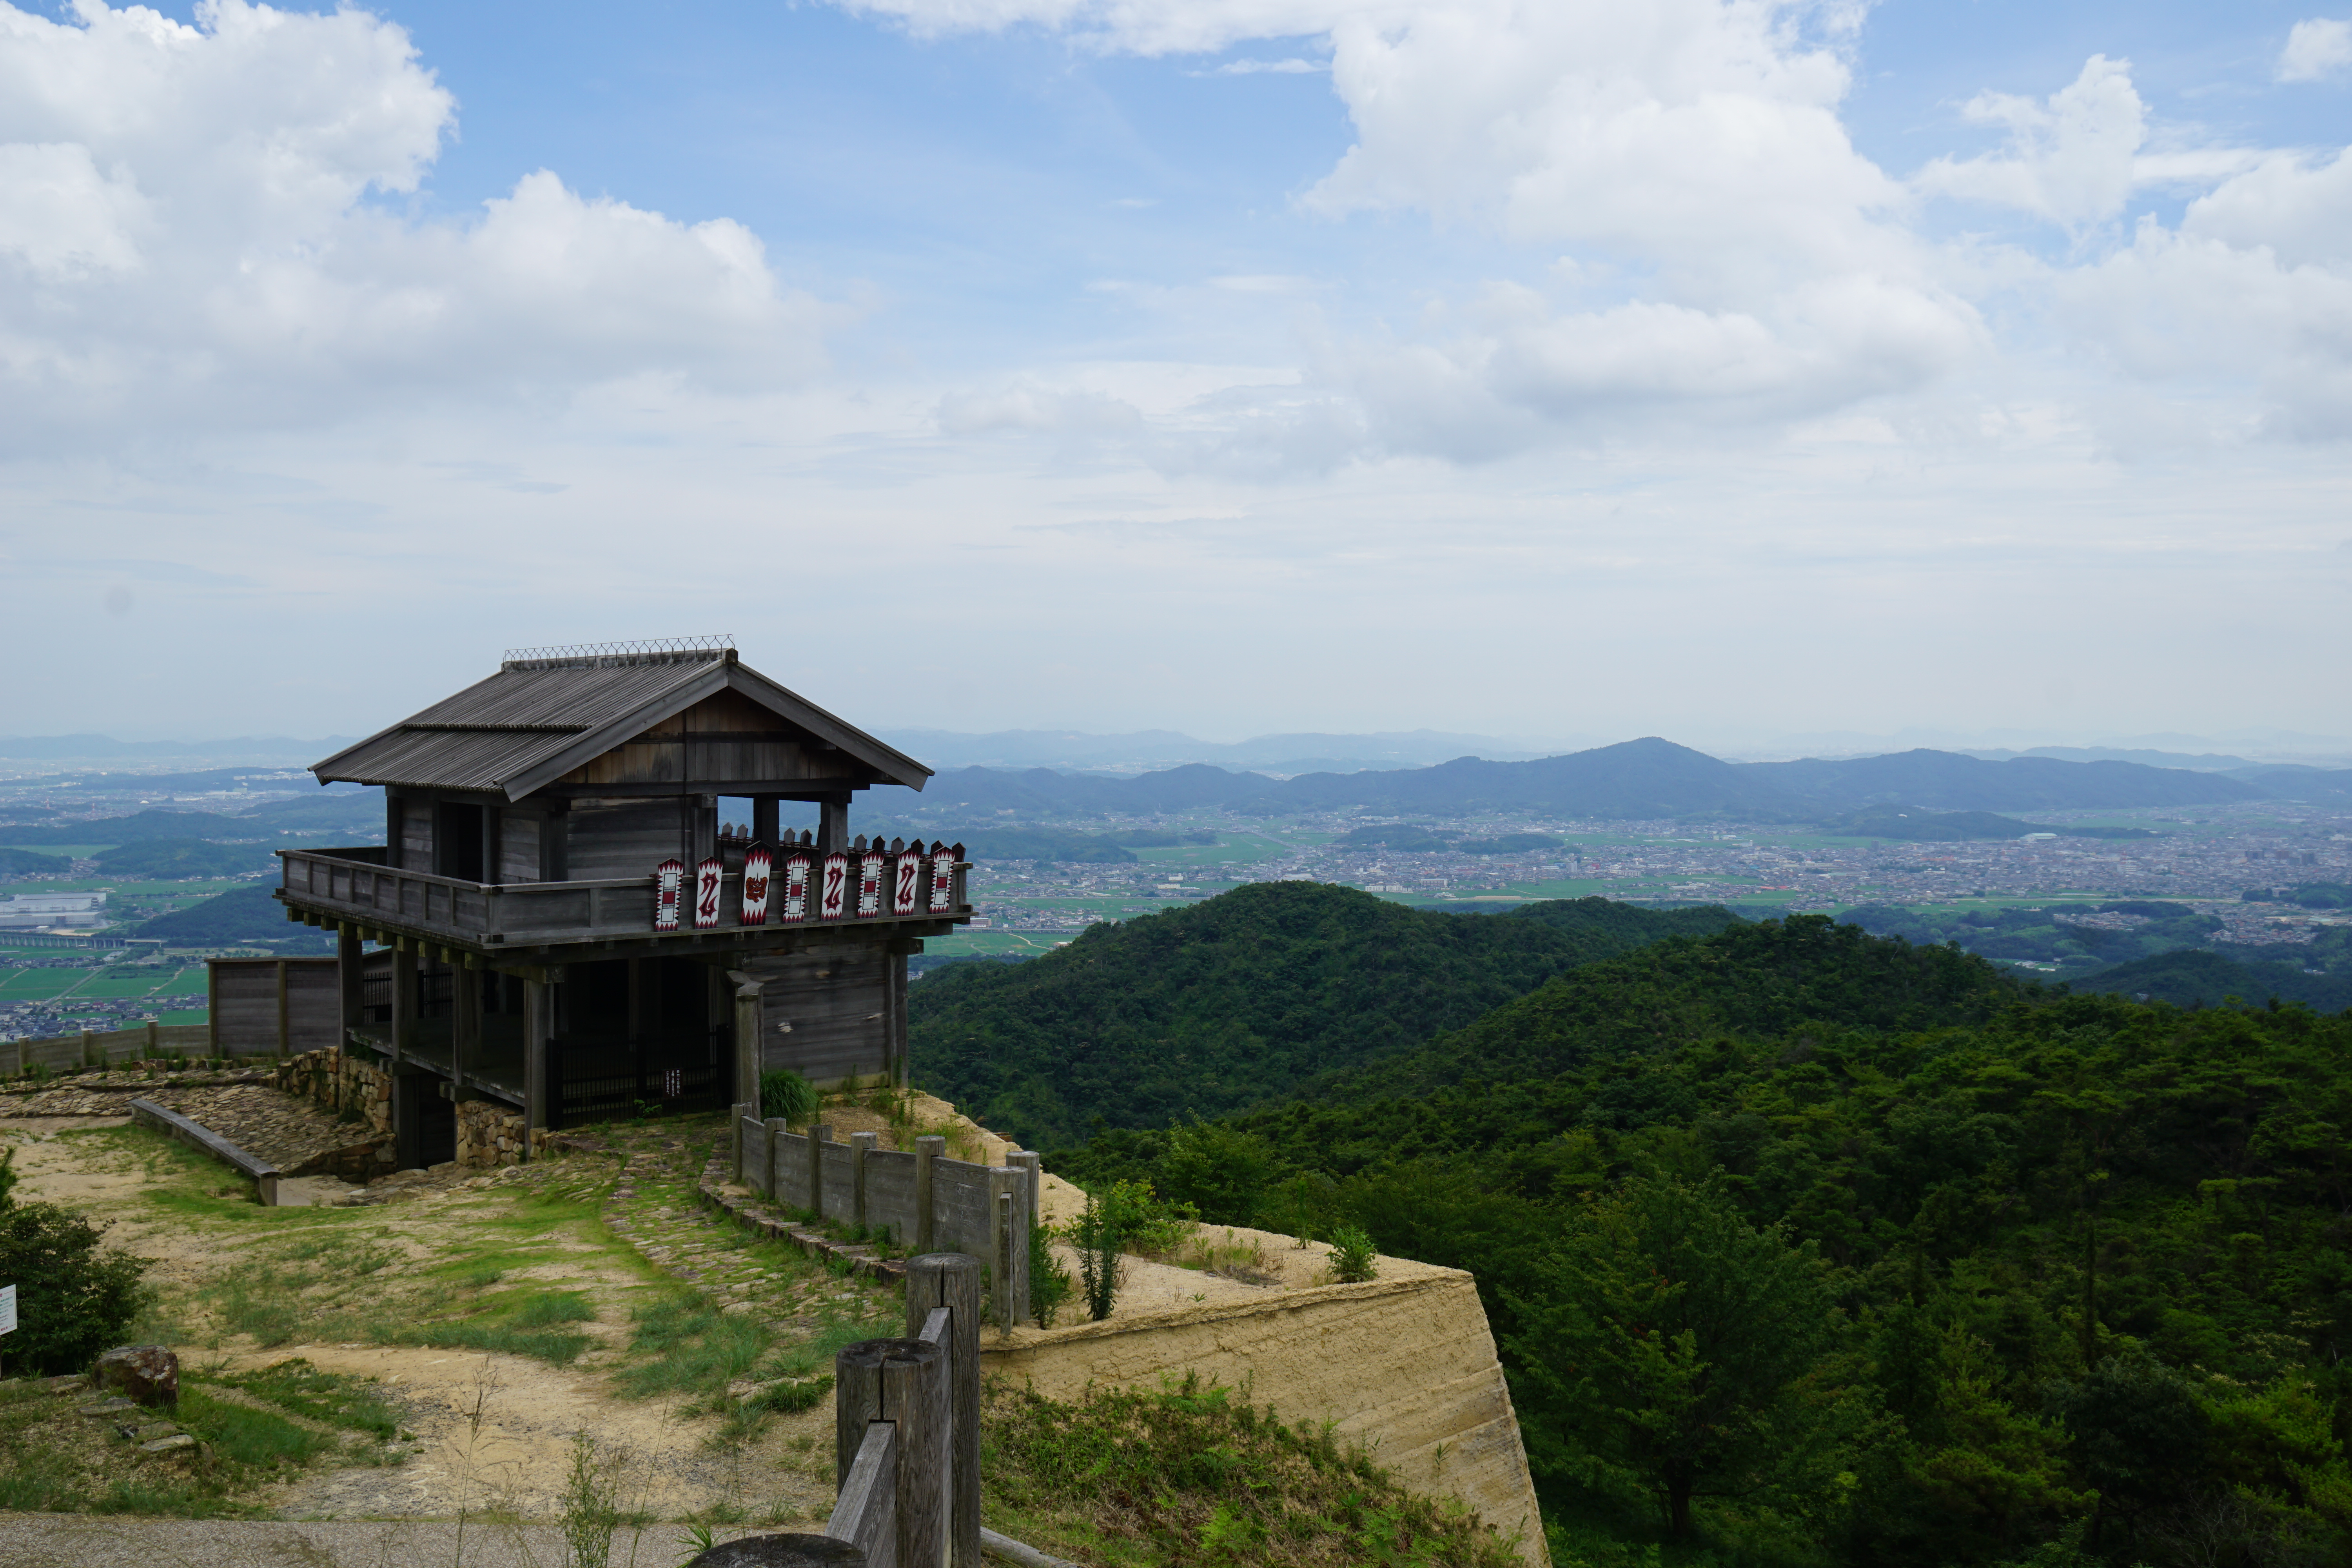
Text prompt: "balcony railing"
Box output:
[[277, 842, 969, 950]]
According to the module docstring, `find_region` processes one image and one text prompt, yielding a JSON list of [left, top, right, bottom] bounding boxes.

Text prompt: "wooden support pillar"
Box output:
[[690, 794, 718, 867], [385, 788, 404, 871], [811, 1123, 831, 1218], [818, 794, 851, 856], [624, 958, 652, 1042], [390, 947, 417, 1064], [914, 1135, 943, 1254], [481, 808, 500, 888], [989, 1170, 1028, 1334], [905, 1253, 982, 1568], [729, 969, 764, 1111], [884, 947, 910, 1088], [275, 959, 290, 1057], [207, 961, 221, 1057], [752, 796, 780, 846], [542, 800, 569, 882], [338, 925, 364, 1040], [836, 1338, 948, 1568], [523, 973, 550, 1147], [452, 959, 481, 1089]]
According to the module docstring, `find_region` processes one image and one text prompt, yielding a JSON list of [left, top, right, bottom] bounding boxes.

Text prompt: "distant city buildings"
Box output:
[[0, 889, 107, 930]]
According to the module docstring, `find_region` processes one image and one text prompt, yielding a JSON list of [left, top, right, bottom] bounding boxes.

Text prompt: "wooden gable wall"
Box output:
[[556, 688, 849, 789]]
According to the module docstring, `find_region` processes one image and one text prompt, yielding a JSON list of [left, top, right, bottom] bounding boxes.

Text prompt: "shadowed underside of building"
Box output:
[[272, 637, 969, 1167]]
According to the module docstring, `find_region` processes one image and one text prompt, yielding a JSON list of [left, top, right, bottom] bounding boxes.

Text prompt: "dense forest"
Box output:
[[1040, 906, 2352, 1567], [906, 885, 1740, 1149]]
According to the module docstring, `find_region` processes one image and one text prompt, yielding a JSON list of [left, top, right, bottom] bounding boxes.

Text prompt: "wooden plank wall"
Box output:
[[744, 942, 891, 1086], [209, 958, 339, 1056], [498, 814, 541, 884], [566, 800, 685, 880], [400, 800, 434, 870], [558, 688, 843, 789]]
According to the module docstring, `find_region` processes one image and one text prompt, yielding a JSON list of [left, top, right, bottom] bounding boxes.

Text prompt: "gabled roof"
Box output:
[[312, 641, 931, 800]]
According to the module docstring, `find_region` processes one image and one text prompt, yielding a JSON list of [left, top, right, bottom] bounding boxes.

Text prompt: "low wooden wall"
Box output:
[[209, 956, 339, 1057], [5, 1022, 214, 1077], [739, 1111, 1031, 1327]]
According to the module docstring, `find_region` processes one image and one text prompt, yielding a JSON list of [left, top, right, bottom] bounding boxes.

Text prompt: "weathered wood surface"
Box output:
[[976, 1531, 1078, 1568], [828, 1422, 898, 1568], [128, 1098, 281, 1199], [907, 1254, 982, 1568], [689, 1533, 868, 1567], [835, 1338, 947, 1568]]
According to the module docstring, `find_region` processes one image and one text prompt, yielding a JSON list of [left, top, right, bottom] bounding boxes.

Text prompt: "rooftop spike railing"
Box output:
[[500, 635, 734, 671]]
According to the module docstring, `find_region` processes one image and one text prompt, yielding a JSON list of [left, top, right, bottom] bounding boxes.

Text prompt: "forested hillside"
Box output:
[[1053, 917, 2352, 1566], [906, 884, 1740, 1148]]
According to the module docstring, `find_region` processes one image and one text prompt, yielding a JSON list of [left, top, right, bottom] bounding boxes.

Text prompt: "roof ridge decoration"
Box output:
[[501, 635, 735, 673]]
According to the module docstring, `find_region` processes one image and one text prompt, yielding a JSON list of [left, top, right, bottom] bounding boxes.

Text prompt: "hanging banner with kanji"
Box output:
[[819, 852, 851, 920], [928, 845, 955, 913], [740, 843, 773, 927], [693, 856, 724, 929], [780, 853, 811, 924], [892, 848, 922, 916], [654, 858, 685, 931], [857, 851, 885, 918]]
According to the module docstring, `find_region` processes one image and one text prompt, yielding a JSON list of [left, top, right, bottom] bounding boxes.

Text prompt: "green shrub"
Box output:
[[759, 1069, 818, 1125], [0, 1150, 148, 1374], [1029, 1222, 1074, 1328], [1328, 1226, 1378, 1284]]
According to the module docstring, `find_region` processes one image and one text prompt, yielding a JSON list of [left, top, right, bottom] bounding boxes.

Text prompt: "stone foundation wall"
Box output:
[[456, 1098, 528, 1167], [271, 1047, 526, 1172]]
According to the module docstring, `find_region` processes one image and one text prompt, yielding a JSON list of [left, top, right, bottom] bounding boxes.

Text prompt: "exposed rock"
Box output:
[[139, 1433, 198, 1454], [77, 1397, 137, 1417], [130, 1421, 181, 1442], [94, 1345, 179, 1407]]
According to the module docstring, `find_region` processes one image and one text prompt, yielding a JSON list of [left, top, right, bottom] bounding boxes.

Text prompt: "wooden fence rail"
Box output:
[[5, 1022, 216, 1078], [734, 1107, 1031, 1330], [688, 1253, 1073, 1568]]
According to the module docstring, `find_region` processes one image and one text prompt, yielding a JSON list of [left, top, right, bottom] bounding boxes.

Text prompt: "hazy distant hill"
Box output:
[[1742, 748, 2264, 811], [856, 737, 2276, 826]]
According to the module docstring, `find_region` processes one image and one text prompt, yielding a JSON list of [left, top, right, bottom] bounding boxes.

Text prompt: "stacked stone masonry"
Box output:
[[271, 1046, 523, 1172]]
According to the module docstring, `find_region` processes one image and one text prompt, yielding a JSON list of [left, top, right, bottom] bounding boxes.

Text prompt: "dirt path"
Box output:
[[0, 1114, 896, 1527]]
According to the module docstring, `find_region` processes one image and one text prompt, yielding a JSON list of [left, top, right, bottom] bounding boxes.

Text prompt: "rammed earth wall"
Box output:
[[979, 1270, 1549, 1566]]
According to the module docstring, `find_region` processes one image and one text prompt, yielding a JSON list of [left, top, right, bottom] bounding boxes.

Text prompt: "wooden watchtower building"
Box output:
[[272, 637, 967, 1167]]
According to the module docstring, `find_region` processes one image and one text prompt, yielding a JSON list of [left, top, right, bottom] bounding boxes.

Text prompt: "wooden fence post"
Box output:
[[852, 1131, 877, 1232], [1005, 1152, 1041, 1236], [914, 1135, 943, 1254], [144, 1020, 158, 1060], [811, 1123, 831, 1218], [837, 1338, 948, 1568], [906, 1254, 981, 1568], [989, 1171, 1028, 1335]]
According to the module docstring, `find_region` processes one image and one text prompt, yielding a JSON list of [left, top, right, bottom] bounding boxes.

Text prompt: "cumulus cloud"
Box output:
[[1915, 55, 2147, 228], [0, 0, 830, 445], [2279, 17, 2352, 82]]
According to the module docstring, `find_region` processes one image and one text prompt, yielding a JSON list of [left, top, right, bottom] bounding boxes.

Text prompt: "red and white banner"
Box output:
[[694, 856, 724, 930], [654, 858, 685, 931], [780, 853, 811, 923], [819, 852, 850, 920], [892, 850, 922, 916], [929, 848, 955, 913], [857, 852, 885, 918], [740, 844, 773, 927]]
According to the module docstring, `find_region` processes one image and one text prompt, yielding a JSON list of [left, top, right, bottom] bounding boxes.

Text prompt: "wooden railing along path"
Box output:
[[686, 1254, 1073, 1568]]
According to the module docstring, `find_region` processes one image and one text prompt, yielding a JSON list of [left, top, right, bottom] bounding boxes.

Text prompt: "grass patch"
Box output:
[[514, 1289, 596, 1328], [615, 1294, 769, 1399], [211, 1358, 400, 1441], [179, 1387, 335, 1468], [983, 1375, 1523, 1568]]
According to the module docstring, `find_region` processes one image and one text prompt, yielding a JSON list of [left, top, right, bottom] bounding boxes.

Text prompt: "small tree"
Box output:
[[0, 1148, 149, 1374], [1506, 1174, 1856, 1540]]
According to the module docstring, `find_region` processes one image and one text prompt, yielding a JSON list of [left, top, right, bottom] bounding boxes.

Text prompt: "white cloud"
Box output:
[[0, 0, 831, 447], [1914, 55, 2146, 229], [1212, 56, 1321, 73], [2279, 17, 2352, 82]]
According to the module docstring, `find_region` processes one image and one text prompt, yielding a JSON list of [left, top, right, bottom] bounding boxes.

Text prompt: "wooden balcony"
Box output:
[[275, 846, 969, 958]]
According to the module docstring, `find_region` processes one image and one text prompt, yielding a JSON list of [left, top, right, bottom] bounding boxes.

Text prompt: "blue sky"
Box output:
[[1, 0, 2347, 755]]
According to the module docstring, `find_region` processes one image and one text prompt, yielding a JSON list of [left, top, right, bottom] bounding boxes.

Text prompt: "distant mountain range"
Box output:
[[0, 735, 354, 763], [859, 737, 2350, 823], [875, 727, 1557, 775]]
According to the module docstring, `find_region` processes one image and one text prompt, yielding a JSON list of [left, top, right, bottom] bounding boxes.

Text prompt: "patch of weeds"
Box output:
[[514, 1289, 597, 1328], [615, 1294, 770, 1400], [209, 1270, 302, 1347], [381, 1319, 593, 1366], [983, 1374, 1521, 1568], [457, 1267, 506, 1290], [180, 1387, 335, 1468], [212, 1358, 400, 1441]]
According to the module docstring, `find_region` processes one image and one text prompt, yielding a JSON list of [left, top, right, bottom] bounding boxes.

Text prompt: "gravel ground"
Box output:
[[0, 1513, 785, 1567]]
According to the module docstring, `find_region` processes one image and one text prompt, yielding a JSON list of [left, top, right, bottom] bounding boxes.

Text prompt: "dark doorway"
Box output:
[[418, 1089, 456, 1167], [435, 802, 485, 881]]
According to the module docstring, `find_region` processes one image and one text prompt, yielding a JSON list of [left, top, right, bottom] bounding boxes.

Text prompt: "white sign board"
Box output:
[[0, 1283, 16, 1336]]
